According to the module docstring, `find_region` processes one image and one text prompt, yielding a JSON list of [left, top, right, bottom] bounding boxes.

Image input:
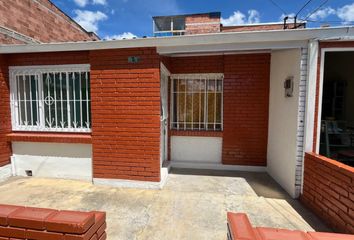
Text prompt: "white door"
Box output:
[[160, 65, 169, 166]]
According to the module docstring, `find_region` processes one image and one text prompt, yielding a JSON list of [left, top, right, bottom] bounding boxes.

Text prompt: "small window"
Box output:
[[10, 65, 91, 132], [171, 73, 223, 131], [153, 16, 186, 37]]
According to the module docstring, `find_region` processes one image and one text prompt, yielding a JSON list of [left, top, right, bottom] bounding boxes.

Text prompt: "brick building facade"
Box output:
[[0, 0, 99, 44], [153, 12, 305, 36], [0, 6, 353, 234]]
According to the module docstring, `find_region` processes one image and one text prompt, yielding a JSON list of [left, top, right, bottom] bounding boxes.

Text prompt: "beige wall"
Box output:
[[267, 49, 302, 198], [12, 142, 92, 181], [171, 136, 222, 164]]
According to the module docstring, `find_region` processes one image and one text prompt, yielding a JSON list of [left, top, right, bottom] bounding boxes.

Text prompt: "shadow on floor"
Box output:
[[170, 168, 332, 232]]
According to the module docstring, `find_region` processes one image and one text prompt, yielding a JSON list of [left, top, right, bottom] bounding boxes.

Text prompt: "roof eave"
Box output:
[[0, 26, 353, 54]]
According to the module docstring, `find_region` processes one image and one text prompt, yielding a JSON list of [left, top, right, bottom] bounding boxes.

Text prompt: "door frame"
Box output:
[[315, 47, 354, 153], [160, 63, 170, 168]]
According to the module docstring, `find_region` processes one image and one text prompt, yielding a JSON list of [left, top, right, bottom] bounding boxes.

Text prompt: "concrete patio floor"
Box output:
[[0, 169, 330, 240]]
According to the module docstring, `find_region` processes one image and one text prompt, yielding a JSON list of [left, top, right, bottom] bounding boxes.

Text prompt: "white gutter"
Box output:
[[318, 36, 354, 41], [0, 26, 353, 54], [157, 40, 308, 55]]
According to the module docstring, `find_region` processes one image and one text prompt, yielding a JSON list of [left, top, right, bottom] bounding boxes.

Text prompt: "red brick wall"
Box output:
[[0, 0, 98, 44], [223, 54, 270, 166], [301, 152, 354, 234], [168, 55, 224, 141], [7, 133, 92, 144], [227, 212, 354, 240], [6, 52, 90, 66], [0, 56, 11, 167], [90, 48, 161, 182], [0, 204, 106, 239], [169, 53, 270, 166], [185, 13, 221, 35], [1, 50, 269, 177], [170, 55, 223, 73], [0, 52, 90, 167], [0, 49, 162, 182], [221, 23, 305, 33], [0, 33, 26, 45]]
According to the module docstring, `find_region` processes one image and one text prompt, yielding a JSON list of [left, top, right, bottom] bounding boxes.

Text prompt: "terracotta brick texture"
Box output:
[[0, 55, 12, 167], [170, 130, 223, 137], [185, 13, 221, 35], [227, 212, 354, 240], [0, 204, 106, 240], [301, 152, 354, 234], [183, 12, 306, 36], [221, 23, 305, 33], [0, 51, 90, 167], [0, 49, 162, 182], [90, 48, 161, 181], [0, 50, 269, 178], [6, 52, 90, 67], [0, 33, 25, 45], [0, 0, 98, 44], [6, 133, 92, 144], [222, 54, 269, 166], [169, 53, 270, 166]]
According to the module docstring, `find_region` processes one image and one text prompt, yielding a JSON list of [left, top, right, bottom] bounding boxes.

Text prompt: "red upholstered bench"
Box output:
[[227, 212, 354, 240]]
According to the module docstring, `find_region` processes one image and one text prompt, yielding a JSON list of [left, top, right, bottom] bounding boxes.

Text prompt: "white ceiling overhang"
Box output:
[[0, 26, 353, 54]]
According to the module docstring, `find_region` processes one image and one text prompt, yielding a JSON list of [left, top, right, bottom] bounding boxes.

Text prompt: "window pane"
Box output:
[[178, 79, 187, 92], [42, 71, 91, 129], [208, 80, 216, 92], [186, 93, 193, 129], [81, 72, 89, 128], [172, 76, 222, 131], [217, 80, 222, 92], [178, 92, 185, 128], [43, 73, 56, 128], [207, 92, 215, 129], [192, 92, 204, 129], [216, 93, 222, 124], [154, 17, 172, 32], [172, 92, 178, 124], [69, 72, 76, 127], [30, 76, 39, 125], [172, 16, 185, 31], [12, 68, 90, 132], [17, 75, 38, 126]]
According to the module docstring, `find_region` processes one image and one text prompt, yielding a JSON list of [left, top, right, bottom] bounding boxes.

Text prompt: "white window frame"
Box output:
[[170, 73, 224, 131], [9, 64, 91, 133], [153, 16, 186, 36]]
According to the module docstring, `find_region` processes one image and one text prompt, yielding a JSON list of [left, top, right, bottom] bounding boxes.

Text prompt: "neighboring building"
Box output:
[[0, 10, 353, 234], [0, 0, 99, 44], [153, 12, 305, 37]]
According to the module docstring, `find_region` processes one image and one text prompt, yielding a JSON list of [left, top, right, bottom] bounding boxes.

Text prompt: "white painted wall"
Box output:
[[0, 164, 12, 183], [171, 136, 222, 164], [12, 142, 92, 181], [267, 49, 302, 198]]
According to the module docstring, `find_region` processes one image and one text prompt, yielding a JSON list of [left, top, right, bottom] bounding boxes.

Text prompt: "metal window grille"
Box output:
[[170, 73, 223, 131], [9, 64, 91, 132]]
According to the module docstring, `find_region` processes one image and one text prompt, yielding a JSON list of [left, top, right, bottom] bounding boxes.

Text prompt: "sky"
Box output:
[[51, 0, 354, 40]]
